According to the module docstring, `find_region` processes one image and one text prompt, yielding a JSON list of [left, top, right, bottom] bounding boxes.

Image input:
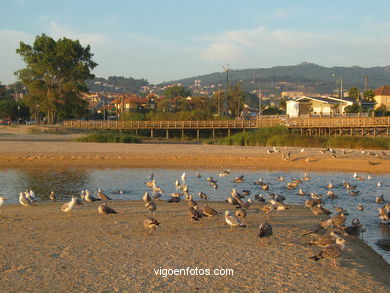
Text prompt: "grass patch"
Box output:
[[76, 131, 141, 143], [205, 126, 390, 149]]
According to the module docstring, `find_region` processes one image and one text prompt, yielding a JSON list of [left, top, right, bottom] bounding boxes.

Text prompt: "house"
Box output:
[[374, 85, 390, 111], [286, 96, 363, 117]]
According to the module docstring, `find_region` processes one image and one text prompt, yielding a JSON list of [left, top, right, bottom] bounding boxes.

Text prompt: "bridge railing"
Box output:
[[63, 116, 390, 130]]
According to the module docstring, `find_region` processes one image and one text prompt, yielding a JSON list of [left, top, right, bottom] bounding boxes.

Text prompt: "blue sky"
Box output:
[[1, 0, 390, 84]]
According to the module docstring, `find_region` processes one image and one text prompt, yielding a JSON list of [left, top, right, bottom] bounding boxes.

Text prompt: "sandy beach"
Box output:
[[0, 140, 389, 173], [1, 201, 389, 292], [1, 129, 390, 292]]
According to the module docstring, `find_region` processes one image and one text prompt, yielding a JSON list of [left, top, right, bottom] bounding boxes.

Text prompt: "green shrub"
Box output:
[[205, 126, 390, 149], [77, 131, 140, 143]]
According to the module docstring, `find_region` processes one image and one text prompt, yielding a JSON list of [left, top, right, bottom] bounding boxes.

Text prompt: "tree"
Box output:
[[363, 90, 376, 103], [348, 87, 359, 101], [163, 85, 191, 100], [344, 104, 361, 113], [0, 100, 29, 120], [16, 34, 97, 123]]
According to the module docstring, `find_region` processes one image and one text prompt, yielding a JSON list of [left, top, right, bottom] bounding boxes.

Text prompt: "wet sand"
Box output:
[[0, 201, 389, 292], [0, 140, 389, 174]]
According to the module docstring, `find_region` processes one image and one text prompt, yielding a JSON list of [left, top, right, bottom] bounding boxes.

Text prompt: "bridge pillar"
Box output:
[[197, 129, 200, 140], [151, 129, 154, 138], [135, 129, 138, 135], [212, 129, 215, 139], [181, 129, 184, 140], [166, 129, 169, 139], [228, 128, 231, 137]]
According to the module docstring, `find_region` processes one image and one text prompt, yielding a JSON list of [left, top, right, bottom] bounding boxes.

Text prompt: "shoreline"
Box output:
[[0, 141, 389, 173], [0, 201, 389, 292]]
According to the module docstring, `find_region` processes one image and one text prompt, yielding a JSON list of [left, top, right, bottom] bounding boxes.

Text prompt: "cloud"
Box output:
[[0, 29, 34, 83], [46, 21, 105, 46], [199, 25, 390, 67]]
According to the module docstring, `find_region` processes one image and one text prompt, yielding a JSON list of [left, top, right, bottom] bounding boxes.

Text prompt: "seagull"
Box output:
[[298, 188, 305, 196], [188, 206, 202, 222], [198, 192, 208, 201], [84, 190, 101, 202], [308, 231, 337, 247], [327, 181, 334, 189], [19, 192, 34, 207], [181, 172, 186, 182], [145, 201, 157, 216], [97, 189, 111, 200], [0, 196, 7, 211], [175, 179, 181, 189], [357, 203, 364, 211], [257, 222, 273, 244], [98, 203, 118, 215], [143, 217, 160, 233], [300, 148, 305, 153], [309, 237, 346, 267], [377, 182, 382, 188], [202, 205, 220, 217], [233, 175, 245, 183], [302, 223, 327, 236], [49, 191, 56, 201], [143, 192, 152, 202], [235, 208, 247, 224], [195, 172, 201, 178], [219, 169, 230, 177], [375, 195, 384, 203], [378, 206, 389, 223], [225, 210, 246, 229], [60, 196, 77, 216], [302, 173, 310, 181]]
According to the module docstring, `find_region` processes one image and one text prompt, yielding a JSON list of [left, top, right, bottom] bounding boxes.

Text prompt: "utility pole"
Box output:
[[258, 84, 262, 116], [223, 64, 230, 116], [364, 75, 368, 92], [218, 84, 222, 115]]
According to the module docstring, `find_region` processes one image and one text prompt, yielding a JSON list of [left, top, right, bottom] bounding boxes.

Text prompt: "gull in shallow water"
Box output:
[[309, 237, 346, 267], [49, 191, 56, 201], [225, 210, 246, 229], [97, 189, 111, 201], [19, 192, 34, 207], [60, 196, 77, 216], [84, 190, 101, 202], [0, 196, 7, 212], [98, 203, 118, 215]]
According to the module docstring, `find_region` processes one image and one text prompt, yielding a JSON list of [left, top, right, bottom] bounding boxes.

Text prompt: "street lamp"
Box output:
[[17, 105, 21, 123], [332, 74, 343, 100]]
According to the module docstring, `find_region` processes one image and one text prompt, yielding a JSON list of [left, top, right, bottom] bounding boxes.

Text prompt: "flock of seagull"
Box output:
[[0, 166, 389, 268]]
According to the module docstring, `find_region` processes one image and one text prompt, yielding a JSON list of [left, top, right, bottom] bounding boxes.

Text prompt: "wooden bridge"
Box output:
[[64, 116, 390, 138]]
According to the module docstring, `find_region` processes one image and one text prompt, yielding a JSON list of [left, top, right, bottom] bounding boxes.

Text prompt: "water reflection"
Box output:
[[0, 167, 389, 263]]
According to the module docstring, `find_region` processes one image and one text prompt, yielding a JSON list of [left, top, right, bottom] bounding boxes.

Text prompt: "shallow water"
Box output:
[[1, 167, 389, 263]]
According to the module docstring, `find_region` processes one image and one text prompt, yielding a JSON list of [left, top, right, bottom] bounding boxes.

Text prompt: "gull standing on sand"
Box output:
[[98, 203, 118, 215], [225, 210, 246, 229], [309, 237, 346, 267], [258, 222, 273, 241], [144, 217, 160, 233], [235, 208, 247, 224], [19, 192, 34, 207], [60, 196, 77, 216], [202, 205, 219, 217], [145, 201, 157, 216]]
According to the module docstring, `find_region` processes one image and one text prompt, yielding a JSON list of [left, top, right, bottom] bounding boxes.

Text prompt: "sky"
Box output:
[[1, 0, 390, 85]]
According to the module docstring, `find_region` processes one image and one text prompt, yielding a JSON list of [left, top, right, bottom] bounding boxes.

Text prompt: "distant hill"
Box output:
[[163, 63, 390, 96], [87, 76, 149, 93]]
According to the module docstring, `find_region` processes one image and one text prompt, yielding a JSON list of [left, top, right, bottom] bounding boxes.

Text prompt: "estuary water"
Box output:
[[0, 167, 389, 263]]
